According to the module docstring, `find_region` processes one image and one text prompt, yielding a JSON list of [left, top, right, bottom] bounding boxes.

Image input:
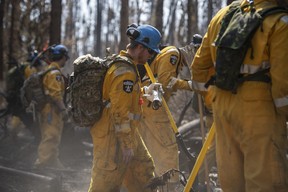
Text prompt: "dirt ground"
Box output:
[[0, 117, 225, 192], [0, 122, 93, 192]]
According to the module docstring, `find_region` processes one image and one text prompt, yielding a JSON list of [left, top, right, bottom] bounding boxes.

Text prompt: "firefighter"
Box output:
[[8, 51, 45, 142], [34, 44, 69, 169], [88, 24, 162, 192], [187, 35, 218, 191], [191, 0, 288, 191], [137, 37, 203, 190]]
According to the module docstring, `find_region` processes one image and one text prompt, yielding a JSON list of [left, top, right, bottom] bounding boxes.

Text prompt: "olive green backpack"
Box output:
[[210, 0, 288, 93]]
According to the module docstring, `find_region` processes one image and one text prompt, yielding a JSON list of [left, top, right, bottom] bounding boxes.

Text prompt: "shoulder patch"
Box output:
[[170, 55, 178, 65], [56, 75, 62, 82], [123, 80, 134, 93]]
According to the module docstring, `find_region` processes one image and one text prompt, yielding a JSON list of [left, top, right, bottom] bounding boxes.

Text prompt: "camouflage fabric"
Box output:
[[20, 67, 57, 111], [214, 1, 288, 92], [69, 54, 133, 127]]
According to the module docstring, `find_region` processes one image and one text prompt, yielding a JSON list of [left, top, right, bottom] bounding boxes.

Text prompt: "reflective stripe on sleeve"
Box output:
[[128, 113, 141, 120], [274, 96, 288, 108], [240, 61, 270, 74], [191, 80, 207, 92]]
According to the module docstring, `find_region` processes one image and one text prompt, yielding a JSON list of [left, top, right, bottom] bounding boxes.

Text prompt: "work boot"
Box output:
[[33, 158, 66, 170]]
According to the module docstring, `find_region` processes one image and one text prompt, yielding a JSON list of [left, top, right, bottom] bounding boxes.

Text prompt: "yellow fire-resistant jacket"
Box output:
[[24, 64, 37, 79], [147, 46, 192, 100], [191, 0, 288, 118], [95, 51, 142, 149], [88, 51, 155, 191], [42, 62, 65, 103]]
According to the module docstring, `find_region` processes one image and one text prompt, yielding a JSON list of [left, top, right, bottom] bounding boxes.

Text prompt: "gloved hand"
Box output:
[[188, 80, 193, 90], [122, 148, 134, 164], [167, 77, 178, 89], [143, 83, 162, 95], [143, 83, 164, 110]]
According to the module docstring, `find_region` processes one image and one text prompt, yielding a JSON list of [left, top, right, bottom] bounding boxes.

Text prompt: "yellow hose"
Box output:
[[144, 63, 179, 133], [183, 123, 215, 192]]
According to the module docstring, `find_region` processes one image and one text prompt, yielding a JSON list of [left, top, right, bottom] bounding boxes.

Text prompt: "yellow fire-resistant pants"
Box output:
[[212, 82, 288, 192], [35, 103, 63, 167], [139, 105, 179, 183], [88, 114, 155, 192]]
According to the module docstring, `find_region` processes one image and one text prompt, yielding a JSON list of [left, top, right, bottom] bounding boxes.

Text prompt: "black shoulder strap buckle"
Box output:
[[233, 68, 271, 94], [204, 75, 216, 89]]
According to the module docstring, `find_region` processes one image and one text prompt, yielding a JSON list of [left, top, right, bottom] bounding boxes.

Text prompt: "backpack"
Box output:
[[6, 64, 28, 107], [68, 54, 133, 127], [212, 1, 288, 93], [20, 67, 58, 111]]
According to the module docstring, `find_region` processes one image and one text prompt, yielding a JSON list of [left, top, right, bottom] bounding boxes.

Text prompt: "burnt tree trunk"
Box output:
[[0, 0, 6, 80], [49, 0, 62, 45], [8, 0, 21, 68], [119, 0, 129, 51], [95, 0, 103, 56]]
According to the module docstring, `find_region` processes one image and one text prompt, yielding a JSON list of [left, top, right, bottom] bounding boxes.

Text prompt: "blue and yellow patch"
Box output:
[[56, 75, 62, 82], [170, 55, 178, 65]]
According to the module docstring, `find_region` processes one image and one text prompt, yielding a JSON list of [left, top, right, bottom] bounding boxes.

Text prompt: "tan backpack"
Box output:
[[68, 54, 133, 127]]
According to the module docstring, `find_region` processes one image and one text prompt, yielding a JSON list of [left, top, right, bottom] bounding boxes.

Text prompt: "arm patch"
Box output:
[[56, 75, 62, 82], [170, 55, 178, 65], [123, 80, 134, 93]]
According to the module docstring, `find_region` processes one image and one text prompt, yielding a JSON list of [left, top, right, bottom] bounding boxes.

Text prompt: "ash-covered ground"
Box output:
[[0, 122, 93, 192]]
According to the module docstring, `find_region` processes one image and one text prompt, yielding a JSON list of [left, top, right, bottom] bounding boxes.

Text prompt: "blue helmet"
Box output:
[[50, 44, 69, 60], [126, 24, 161, 54]]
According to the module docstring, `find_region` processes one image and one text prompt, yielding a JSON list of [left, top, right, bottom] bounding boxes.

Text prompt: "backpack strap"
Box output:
[[259, 6, 288, 18], [110, 55, 139, 82], [231, 68, 270, 93], [39, 67, 61, 98], [205, 68, 270, 91], [40, 67, 59, 76], [102, 55, 137, 105], [175, 47, 183, 76]]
